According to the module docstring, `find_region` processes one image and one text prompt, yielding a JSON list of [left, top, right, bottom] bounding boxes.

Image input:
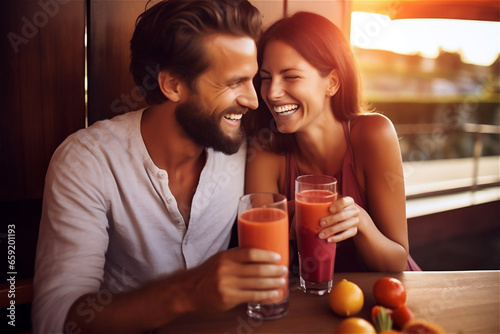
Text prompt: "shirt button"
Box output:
[[157, 171, 166, 178], [167, 197, 173, 204]]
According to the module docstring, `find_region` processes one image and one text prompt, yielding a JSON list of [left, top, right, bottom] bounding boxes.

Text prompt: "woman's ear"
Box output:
[[326, 69, 340, 97], [158, 71, 183, 102]]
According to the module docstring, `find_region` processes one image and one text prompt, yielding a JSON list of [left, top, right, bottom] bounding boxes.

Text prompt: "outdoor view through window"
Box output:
[[350, 12, 500, 217]]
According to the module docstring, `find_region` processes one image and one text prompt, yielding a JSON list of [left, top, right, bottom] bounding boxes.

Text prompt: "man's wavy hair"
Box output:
[[130, 0, 262, 105], [244, 11, 367, 154]]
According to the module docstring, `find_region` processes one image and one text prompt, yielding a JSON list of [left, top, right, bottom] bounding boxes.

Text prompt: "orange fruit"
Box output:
[[329, 279, 364, 316], [402, 318, 446, 333], [336, 317, 376, 334]]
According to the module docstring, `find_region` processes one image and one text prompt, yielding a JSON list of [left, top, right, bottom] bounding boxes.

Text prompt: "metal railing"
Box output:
[[395, 122, 500, 199]]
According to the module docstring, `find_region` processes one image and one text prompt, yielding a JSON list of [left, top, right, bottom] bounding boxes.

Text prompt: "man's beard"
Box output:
[[175, 98, 246, 155]]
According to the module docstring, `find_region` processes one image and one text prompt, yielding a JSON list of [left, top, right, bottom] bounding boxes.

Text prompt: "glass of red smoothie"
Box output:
[[295, 175, 337, 295]]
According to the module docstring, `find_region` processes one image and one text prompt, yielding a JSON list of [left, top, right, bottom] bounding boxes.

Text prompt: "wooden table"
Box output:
[[157, 271, 499, 334]]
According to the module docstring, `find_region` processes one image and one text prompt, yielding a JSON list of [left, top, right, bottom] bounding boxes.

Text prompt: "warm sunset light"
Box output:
[[351, 12, 500, 66]]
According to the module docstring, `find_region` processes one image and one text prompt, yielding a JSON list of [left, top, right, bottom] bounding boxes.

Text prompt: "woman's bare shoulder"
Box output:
[[350, 113, 398, 147], [349, 113, 401, 165]]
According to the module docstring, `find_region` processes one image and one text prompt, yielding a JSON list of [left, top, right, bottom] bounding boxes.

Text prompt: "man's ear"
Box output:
[[326, 69, 340, 97], [158, 71, 183, 102]]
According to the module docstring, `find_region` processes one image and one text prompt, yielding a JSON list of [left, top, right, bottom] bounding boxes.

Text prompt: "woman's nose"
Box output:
[[265, 78, 284, 101]]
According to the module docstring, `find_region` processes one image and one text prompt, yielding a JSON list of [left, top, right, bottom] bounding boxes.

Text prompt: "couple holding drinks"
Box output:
[[33, 1, 420, 331], [239, 11, 420, 320]]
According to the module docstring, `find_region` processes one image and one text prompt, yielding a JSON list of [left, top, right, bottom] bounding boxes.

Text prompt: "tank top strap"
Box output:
[[340, 119, 368, 210], [344, 120, 354, 158]]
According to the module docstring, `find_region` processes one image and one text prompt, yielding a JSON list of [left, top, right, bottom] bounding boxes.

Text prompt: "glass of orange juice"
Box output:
[[295, 175, 338, 295], [238, 193, 289, 320]]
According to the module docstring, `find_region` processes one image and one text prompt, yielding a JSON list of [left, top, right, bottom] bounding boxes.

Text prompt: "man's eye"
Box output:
[[260, 77, 271, 81], [285, 76, 299, 80], [228, 81, 241, 88]]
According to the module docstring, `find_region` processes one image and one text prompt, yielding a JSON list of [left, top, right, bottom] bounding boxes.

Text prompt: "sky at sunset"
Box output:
[[351, 12, 500, 66]]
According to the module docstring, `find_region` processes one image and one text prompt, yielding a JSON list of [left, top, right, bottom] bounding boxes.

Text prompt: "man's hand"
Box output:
[[185, 247, 288, 313]]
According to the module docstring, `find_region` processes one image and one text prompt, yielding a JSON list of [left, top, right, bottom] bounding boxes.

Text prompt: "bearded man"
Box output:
[[32, 1, 287, 333]]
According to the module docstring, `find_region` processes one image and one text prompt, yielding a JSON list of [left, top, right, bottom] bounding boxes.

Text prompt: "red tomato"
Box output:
[[391, 304, 414, 329], [373, 277, 407, 308]]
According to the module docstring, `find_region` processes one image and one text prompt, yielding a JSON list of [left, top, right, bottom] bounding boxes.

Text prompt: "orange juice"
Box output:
[[238, 207, 289, 303]]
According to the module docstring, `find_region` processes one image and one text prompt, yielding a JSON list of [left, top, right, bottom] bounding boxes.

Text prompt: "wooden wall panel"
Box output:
[[0, 0, 86, 201], [287, 0, 351, 35], [87, 0, 148, 124], [251, 0, 285, 29]]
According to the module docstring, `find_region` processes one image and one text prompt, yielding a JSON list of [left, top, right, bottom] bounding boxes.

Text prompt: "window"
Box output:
[[351, 10, 500, 217]]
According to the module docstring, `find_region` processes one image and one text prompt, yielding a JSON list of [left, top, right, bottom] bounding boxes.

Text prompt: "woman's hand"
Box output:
[[318, 196, 360, 243]]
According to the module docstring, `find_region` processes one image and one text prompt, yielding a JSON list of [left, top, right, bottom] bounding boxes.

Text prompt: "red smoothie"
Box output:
[[296, 190, 337, 283]]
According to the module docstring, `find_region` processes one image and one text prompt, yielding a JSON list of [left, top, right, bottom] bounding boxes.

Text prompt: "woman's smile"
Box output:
[[273, 104, 300, 116]]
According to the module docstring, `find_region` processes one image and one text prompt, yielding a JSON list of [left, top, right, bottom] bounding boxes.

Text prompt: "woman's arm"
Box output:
[[319, 114, 408, 271]]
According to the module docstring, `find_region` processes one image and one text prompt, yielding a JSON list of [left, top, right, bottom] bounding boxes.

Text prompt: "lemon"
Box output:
[[329, 279, 364, 317]]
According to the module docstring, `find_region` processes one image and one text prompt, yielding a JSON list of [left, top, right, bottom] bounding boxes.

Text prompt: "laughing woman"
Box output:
[[244, 12, 420, 272]]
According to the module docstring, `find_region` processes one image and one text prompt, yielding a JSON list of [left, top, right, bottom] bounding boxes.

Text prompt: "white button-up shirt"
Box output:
[[32, 109, 246, 333]]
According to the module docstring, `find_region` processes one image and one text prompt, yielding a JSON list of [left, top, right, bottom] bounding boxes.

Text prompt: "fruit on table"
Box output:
[[392, 304, 415, 329], [402, 318, 446, 334], [336, 317, 377, 334], [329, 279, 364, 316], [332, 277, 444, 334], [373, 277, 407, 308]]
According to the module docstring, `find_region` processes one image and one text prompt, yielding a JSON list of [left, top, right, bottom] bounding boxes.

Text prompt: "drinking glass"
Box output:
[[295, 175, 338, 295], [238, 193, 289, 320]]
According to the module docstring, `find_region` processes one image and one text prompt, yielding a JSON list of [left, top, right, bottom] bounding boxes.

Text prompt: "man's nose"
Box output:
[[240, 81, 259, 110]]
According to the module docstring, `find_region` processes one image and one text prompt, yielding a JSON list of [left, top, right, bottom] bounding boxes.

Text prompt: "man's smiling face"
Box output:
[[175, 34, 259, 154]]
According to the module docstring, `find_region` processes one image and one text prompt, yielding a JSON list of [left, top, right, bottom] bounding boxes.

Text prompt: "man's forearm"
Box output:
[[63, 248, 286, 333], [64, 273, 195, 334]]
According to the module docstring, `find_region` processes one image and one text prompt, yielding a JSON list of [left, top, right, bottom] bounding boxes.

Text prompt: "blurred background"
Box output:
[[0, 1, 499, 332], [347, 1, 499, 271]]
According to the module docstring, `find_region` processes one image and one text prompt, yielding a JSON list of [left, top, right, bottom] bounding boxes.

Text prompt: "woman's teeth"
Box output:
[[224, 113, 243, 121], [274, 104, 298, 116]]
